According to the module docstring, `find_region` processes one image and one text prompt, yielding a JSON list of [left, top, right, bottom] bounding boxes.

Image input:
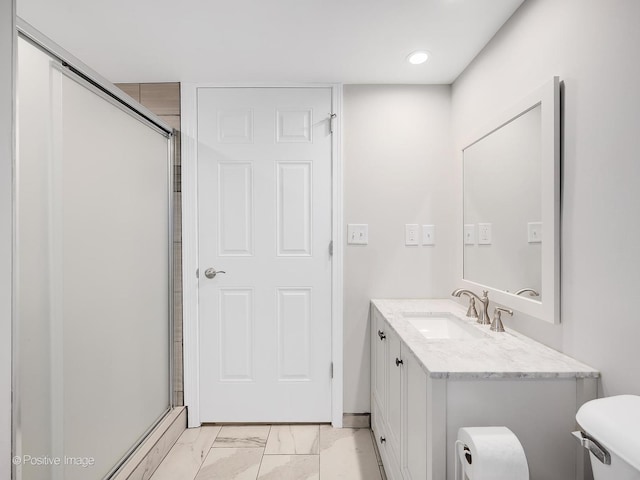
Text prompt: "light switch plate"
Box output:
[[347, 224, 368, 245], [478, 223, 492, 245], [528, 222, 542, 243], [405, 224, 419, 246], [464, 224, 476, 245], [422, 225, 436, 245]]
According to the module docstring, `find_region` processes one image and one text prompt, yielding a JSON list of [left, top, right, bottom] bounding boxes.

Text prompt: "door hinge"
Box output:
[[329, 113, 337, 134], [329, 240, 334, 257], [330, 362, 334, 379], [196, 268, 199, 279]]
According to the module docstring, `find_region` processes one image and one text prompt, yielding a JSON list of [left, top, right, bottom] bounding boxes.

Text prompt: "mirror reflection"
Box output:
[[463, 104, 543, 300]]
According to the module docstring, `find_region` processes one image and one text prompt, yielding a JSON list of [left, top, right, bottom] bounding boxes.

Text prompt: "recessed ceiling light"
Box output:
[[407, 51, 429, 65]]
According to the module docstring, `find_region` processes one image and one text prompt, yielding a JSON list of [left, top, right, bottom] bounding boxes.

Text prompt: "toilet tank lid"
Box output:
[[576, 395, 640, 471]]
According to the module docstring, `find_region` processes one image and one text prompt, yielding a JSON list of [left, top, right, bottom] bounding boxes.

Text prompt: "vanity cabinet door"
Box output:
[[372, 308, 387, 414], [403, 349, 427, 480], [387, 328, 402, 463]]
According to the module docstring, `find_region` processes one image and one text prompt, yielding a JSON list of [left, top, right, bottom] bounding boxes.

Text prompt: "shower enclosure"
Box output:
[[14, 21, 174, 480]]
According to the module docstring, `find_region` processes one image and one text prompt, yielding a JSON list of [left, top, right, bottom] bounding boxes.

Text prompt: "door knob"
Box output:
[[204, 268, 226, 279]]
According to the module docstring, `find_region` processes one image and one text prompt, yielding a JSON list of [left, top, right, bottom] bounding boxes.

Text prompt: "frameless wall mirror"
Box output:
[[461, 77, 560, 324]]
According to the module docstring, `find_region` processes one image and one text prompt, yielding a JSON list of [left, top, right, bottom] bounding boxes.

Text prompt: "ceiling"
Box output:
[[17, 0, 524, 84]]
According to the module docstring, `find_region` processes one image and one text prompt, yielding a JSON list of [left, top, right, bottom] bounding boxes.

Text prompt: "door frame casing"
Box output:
[[181, 84, 344, 428]]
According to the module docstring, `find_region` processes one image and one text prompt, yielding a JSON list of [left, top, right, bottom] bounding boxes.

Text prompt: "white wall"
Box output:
[[0, 0, 14, 476], [452, 0, 640, 396], [343, 85, 455, 412]]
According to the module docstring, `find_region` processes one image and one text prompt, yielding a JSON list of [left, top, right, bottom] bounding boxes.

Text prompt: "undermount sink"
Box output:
[[401, 312, 488, 340]]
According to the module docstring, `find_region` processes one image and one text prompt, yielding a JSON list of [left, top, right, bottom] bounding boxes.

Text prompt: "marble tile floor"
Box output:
[[150, 424, 387, 480]]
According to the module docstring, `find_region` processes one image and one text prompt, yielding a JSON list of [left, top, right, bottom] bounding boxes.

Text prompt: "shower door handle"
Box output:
[[204, 268, 226, 279]]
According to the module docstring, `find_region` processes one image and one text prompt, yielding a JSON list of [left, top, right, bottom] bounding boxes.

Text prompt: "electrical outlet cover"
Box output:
[[478, 223, 492, 245]]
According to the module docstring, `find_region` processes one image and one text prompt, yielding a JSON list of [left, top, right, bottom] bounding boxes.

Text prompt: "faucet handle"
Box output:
[[465, 296, 479, 319], [490, 307, 513, 332]]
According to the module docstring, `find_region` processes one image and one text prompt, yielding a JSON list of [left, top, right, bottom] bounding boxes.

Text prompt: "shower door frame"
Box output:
[[1, 0, 15, 478]]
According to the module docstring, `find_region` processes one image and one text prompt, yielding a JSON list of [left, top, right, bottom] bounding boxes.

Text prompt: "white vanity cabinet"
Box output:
[[370, 300, 599, 480], [371, 306, 399, 476], [402, 348, 430, 480], [372, 308, 387, 415], [372, 306, 434, 480], [387, 327, 403, 465]]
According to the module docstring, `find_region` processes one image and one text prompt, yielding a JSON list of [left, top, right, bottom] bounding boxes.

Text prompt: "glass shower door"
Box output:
[[16, 36, 172, 480]]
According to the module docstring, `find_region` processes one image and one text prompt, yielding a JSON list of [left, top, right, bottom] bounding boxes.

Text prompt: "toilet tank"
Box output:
[[576, 395, 640, 479]]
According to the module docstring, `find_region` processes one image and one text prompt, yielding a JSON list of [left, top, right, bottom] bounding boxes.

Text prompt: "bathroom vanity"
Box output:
[[370, 299, 599, 480]]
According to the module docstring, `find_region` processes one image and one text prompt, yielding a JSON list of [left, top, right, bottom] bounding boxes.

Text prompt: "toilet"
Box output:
[[574, 395, 640, 479]]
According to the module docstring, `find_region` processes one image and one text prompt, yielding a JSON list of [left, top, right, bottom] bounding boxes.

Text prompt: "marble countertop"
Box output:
[[371, 298, 600, 380]]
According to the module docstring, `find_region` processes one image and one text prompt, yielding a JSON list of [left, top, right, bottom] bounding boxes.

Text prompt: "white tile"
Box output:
[[151, 426, 220, 480], [265, 425, 319, 455], [213, 425, 270, 448], [149, 424, 383, 480], [319, 426, 381, 480], [195, 448, 262, 480], [258, 455, 319, 480]]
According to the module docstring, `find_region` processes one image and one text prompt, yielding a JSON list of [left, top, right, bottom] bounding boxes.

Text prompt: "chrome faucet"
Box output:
[[453, 291, 479, 320], [451, 288, 491, 325]]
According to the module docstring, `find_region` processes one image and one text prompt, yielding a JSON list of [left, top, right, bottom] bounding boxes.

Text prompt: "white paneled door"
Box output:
[[197, 88, 333, 422]]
